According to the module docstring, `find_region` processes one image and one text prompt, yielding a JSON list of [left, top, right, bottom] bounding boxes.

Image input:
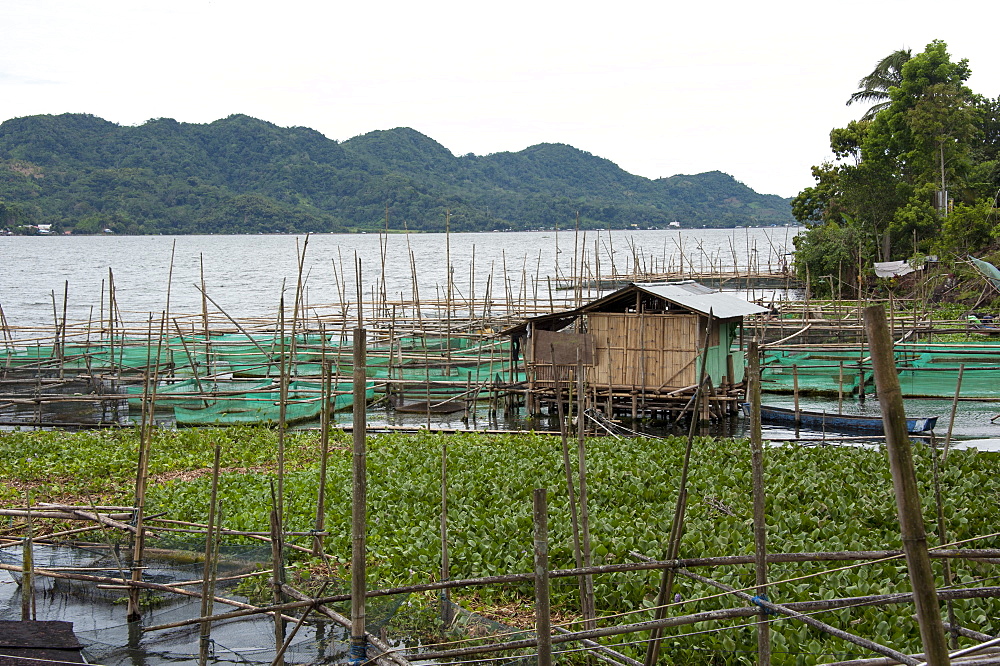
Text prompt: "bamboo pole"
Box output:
[[943, 365, 965, 462], [0, 560, 301, 628], [409, 580, 1000, 664], [553, 356, 588, 625], [677, 568, 920, 666], [20, 499, 34, 621], [269, 482, 285, 666], [282, 585, 411, 666], [864, 304, 950, 666], [350, 327, 368, 665], [314, 354, 331, 557], [199, 444, 222, 666], [748, 339, 771, 665], [440, 433, 451, 627], [577, 356, 596, 631], [644, 310, 713, 666], [533, 488, 553, 666]]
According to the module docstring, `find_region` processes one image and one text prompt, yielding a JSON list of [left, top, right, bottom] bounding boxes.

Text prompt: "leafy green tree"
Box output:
[[938, 199, 997, 255], [795, 40, 996, 289], [0, 199, 27, 228], [792, 219, 861, 296]]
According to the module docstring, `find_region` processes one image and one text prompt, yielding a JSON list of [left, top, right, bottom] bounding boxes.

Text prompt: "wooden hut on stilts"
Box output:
[[503, 281, 768, 423]]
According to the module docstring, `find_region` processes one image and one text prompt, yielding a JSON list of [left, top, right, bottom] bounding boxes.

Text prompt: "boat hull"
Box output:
[[741, 403, 937, 434]]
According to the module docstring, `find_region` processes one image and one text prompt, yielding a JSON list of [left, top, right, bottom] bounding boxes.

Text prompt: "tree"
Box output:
[[865, 42, 975, 192], [846, 49, 911, 121], [796, 40, 997, 289]]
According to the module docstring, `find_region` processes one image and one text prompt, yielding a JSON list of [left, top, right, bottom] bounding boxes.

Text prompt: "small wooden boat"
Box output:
[[741, 403, 937, 434]]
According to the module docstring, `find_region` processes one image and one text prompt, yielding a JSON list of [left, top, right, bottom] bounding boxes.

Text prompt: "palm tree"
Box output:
[[846, 49, 912, 120]]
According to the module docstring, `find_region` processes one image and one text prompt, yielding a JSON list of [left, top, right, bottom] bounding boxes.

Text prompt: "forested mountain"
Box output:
[[0, 113, 793, 234]]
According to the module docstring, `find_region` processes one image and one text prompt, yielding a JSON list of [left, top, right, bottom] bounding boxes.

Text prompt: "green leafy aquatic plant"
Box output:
[[2, 426, 999, 664]]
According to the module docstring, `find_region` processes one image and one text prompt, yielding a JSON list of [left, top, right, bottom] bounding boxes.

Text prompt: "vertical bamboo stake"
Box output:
[[445, 211, 452, 372], [199, 444, 222, 666], [930, 432, 959, 649], [200, 253, 209, 344], [128, 313, 164, 623], [533, 489, 553, 666], [553, 351, 586, 621], [350, 327, 368, 665], [576, 358, 596, 631], [276, 295, 288, 531], [271, 294, 289, 666], [645, 310, 713, 666], [21, 499, 34, 621], [838, 361, 844, 415], [792, 364, 800, 427], [59, 281, 68, 378], [314, 354, 331, 557], [440, 436, 451, 627], [748, 340, 771, 665], [943, 365, 965, 462], [108, 268, 115, 375], [864, 304, 950, 666], [269, 482, 285, 666], [858, 359, 867, 405]]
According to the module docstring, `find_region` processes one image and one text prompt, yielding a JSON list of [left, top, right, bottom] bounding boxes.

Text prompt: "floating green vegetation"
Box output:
[[2, 426, 999, 664]]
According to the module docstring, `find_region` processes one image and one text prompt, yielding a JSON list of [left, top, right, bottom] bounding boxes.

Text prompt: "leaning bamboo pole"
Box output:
[[865, 304, 950, 666]]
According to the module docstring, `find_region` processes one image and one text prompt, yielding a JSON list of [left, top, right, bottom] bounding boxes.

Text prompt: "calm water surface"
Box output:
[[0, 228, 799, 328]]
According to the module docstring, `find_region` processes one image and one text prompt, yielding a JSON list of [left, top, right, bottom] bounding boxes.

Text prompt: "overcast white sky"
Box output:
[[2, 0, 997, 199]]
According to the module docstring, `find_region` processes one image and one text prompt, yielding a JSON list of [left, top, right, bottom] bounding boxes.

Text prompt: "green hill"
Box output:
[[0, 113, 793, 234]]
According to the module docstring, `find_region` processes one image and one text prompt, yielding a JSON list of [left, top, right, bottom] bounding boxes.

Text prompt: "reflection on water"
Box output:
[[0, 543, 346, 665], [355, 394, 1000, 451]]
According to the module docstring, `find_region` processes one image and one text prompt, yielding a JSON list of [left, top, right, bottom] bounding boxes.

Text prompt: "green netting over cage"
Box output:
[[760, 344, 1000, 398]]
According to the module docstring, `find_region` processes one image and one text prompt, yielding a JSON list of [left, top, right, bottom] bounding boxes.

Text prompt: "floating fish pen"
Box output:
[[0, 307, 531, 429]]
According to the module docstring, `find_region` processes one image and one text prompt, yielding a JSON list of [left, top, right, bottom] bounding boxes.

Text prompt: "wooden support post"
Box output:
[[864, 304, 950, 666], [350, 327, 368, 665], [533, 489, 553, 666]]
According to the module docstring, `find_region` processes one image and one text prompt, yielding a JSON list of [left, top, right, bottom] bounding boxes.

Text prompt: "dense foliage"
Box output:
[[0, 114, 793, 235], [793, 41, 1000, 295], [2, 427, 999, 664]]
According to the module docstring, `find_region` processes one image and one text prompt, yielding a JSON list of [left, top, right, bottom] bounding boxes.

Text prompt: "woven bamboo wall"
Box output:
[[587, 313, 702, 390]]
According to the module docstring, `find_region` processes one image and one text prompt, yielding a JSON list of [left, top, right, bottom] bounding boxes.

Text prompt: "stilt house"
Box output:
[[504, 282, 768, 420]]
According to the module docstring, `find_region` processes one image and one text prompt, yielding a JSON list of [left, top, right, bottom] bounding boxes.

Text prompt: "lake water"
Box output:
[[0, 227, 799, 329], [6, 227, 1000, 444]]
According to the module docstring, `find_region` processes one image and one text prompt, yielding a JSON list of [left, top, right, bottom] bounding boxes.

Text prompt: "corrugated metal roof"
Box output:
[[500, 281, 768, 337], [635, 282, 770, 319]]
